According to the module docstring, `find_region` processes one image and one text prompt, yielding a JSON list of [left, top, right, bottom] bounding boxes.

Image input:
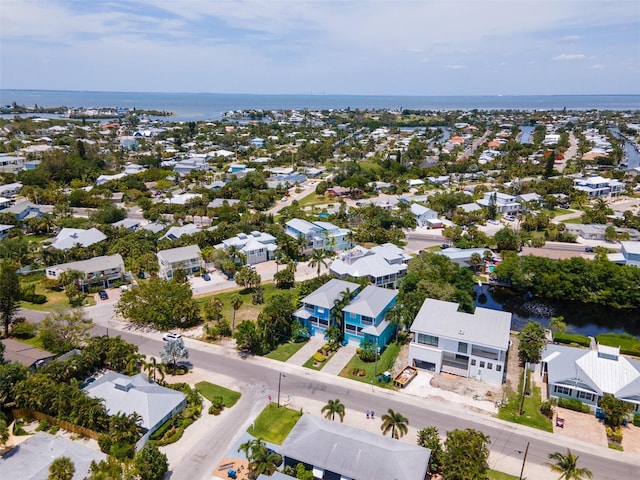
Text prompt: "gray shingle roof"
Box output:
[[48, 254, 124, 275], [157, 244, 201, 264], [410, 299, 511, 351], [300, 278, 359, 309], [279, 414, 430, 480], [342, 285, 397, 318]]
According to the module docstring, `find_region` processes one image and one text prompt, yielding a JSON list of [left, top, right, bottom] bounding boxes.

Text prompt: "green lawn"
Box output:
[[497, 371, 553, 432], [195, 381, 241, 408], [488, 470, 519, 480], [596, 333, 640, 357], [338, 343, 400, 389], [16, 335, 46, 350], [265, 341, 308, 362], [553, 332, 590, 347], [247, 403, 302, 444]]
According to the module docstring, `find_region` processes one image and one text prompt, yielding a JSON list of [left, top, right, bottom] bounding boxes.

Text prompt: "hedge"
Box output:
[[557, 397, 590, 413], [634, 414, 640, 427], [552, 332, 590, 347]]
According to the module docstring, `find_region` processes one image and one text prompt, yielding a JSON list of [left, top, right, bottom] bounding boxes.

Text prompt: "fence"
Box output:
[[11, 409, 101, 440]]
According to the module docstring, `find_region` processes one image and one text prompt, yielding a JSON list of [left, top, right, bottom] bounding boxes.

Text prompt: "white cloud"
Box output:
[[553, 54, 587, 61], [589, 64, 606, 69], [444, 64, 467, 70]]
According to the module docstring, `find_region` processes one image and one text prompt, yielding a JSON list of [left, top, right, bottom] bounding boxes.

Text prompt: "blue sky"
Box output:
[[1, 0, 638, 95]]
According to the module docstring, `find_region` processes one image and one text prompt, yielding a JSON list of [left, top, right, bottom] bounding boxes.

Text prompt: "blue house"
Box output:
[[250, 137, 266, 148], [293, 279, 359, 337], [342, 286, 397, 347]]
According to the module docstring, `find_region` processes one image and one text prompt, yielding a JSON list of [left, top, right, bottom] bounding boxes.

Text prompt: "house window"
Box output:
[[554, 386, 572, 396], [487, 363, 493, 370], [496, 365, 502, 372], [417, 334, 438, 347], [577, 391, 595, 402], [470, 359, 476, 366], [458, 342, 468, 353], [317, 307, 325, 314], [479, 361, 485, 368]]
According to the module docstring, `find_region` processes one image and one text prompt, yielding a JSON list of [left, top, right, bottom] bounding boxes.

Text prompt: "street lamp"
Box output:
[[277, 373, 286, 407], [373, 346, 381, 381]]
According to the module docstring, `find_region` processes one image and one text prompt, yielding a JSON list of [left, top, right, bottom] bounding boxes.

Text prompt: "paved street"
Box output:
[[83, 317, 637, 480]]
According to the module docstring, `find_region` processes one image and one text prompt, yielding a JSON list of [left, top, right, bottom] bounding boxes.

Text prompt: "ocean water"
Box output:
[[1, 90, 639, 122]]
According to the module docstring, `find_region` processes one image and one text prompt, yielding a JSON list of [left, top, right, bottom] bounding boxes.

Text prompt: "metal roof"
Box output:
[[410, 299, 511, 351], [279, 414, 430, 480], [157, 244, 201, 264], [342, 285, 397, 318], [300, 278, 359, 310], [48, 254, 124, 275]]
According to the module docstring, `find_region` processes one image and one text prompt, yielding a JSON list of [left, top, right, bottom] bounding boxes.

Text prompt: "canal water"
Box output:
[[473, 284, 640, 337], [609, 127, 640, 170], [518, 125, 535, 144]]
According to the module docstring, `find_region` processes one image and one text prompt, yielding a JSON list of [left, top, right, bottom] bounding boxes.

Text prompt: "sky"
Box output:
[[1, 0, 639, 95]]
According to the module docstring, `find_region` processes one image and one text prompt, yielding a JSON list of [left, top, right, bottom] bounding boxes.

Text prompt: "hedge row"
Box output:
[[552, 332, 590, 347], [558, 397, 590, 413]]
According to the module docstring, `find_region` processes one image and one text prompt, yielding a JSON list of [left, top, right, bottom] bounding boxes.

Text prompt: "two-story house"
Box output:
[[476, 192, 521, 215], [0, 224, 14, 240], [157, 245, 202, 280], [409, 298, 512, 385], [330, 244, 409, 288], [342, 285, 397, 347], [410, 203, 442, 228], [293, 279, 359, 337], [215, 231, 278, 265], [573, 175, 625, 198], [46, 254, 125, 292], [50, 227, 107, 250], [285, 219, 353, 253]]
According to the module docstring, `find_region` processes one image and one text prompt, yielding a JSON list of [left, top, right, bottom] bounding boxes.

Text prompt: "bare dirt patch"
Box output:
[[430, 373, 502, 402]]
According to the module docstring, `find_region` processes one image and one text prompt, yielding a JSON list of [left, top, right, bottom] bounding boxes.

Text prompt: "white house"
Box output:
[[409, 298, 511, 385], [607, 241, 640, 267], [573, 175, 625, 198], [160, 223, 200, 241], [46, 254, 125, 291], [476, 192, 521, 215], [157, 245, 202, 280], [0, 182, 22, 198], [542, 343, 640, 414], [410, 203, 441, 228], [50, 228, 107, 250], [330, 244, 410, 288], [285, 218, 352, 253], [215, 231, 278, 265]]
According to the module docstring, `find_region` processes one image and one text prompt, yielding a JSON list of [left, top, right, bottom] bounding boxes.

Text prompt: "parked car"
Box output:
[[281, 197, 288, 202], [98, 290, 109, 300], [162, 332, 182, 342], [504, 215, 517, 221], [487, 219, 500, 225], [441, 243, 450, 249], [585, 246, 594, 253], [202, 273, 211, 281]]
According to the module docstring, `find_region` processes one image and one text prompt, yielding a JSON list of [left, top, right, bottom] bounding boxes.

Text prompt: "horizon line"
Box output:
[[1, 88, 639, 97]]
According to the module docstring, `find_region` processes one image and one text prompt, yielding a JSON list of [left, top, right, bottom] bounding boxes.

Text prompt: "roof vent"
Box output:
[[458, 329, 465, 335]]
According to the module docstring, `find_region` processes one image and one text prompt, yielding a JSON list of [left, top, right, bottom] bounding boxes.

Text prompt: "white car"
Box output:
[[162, 332, 182, 342]]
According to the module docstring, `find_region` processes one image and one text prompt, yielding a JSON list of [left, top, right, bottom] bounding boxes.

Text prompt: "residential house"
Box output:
[[0, 338, 56, 371], [163, 193, 203, 205], [50, 227, 107, 250], [564, 224, 640, 242], [279, 414, 430, 480], [160, 223, 200, 240], [0, 182, 22, 198], [250, 137, 266, 148], [437, 247, 495, 268], [173, 157, 209, 176], [285, 218, 352, 253], [410, 203, 442, 228], [573, 175, 625, 198], [45, 254, 125, 291], [157, 244, 202, 280], [542, 343, 640, 414], [96, 173, 127, 186], [3, 201, 41, 220], [207, 198, 241, 208], [329, 244, 409, 288], [0, 223, 14, 240], [342, 286, 397, 347], [294, 279, 359, 337], [0, 153, 27, 173], [215, 231, 278, 265], [84, 372, 187, 447], [476, 192, 521, 215], [0, 432, 106, 480], [608, 241, 640, 267], [111, 218, 141, 231], [409, 298, 511, 385]]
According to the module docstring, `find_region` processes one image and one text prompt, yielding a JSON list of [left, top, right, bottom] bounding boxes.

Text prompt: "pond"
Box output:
[[473, 284, 640, 337]]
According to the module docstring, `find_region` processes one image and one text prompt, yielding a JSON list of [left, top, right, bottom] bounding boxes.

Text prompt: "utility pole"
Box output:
[[519, 442, 529, 480]]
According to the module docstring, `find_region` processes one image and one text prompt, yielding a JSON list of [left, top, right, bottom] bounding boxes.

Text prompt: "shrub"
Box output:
[[313, 352, 326, 363], [558, 397, 590, 413], [110, 441, 135, 459], [552, 332, 590, 347], [22, 293, 47, 304], [98, 434, 112, 454], [49, 425, 60, 434], [11, 321, 38, 339], [634, 414, 640, 427], [208, 396, 225, 415], [606, 426, 623, 443], [36, 419, 50, 432], [539, 400, 555, 419]]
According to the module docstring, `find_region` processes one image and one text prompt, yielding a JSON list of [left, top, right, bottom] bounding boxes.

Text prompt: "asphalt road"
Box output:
[[86, 320, 637, 480]]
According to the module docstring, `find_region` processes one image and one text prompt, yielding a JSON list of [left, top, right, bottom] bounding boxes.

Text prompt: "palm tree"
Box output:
[[48, 456, 75, 480], [321, 398, 346, 422], [247, 443, 282, 480], [308, 248, 330, 277], [545, 449, 593, 480], [469, 252, 483, 273], [230, 293, 243, 330], [380, 408, 409, 439]]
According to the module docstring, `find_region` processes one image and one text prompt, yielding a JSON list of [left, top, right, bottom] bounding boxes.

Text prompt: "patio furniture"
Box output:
[[556, 417, 565, 428], [227, 469, 237, 479]]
